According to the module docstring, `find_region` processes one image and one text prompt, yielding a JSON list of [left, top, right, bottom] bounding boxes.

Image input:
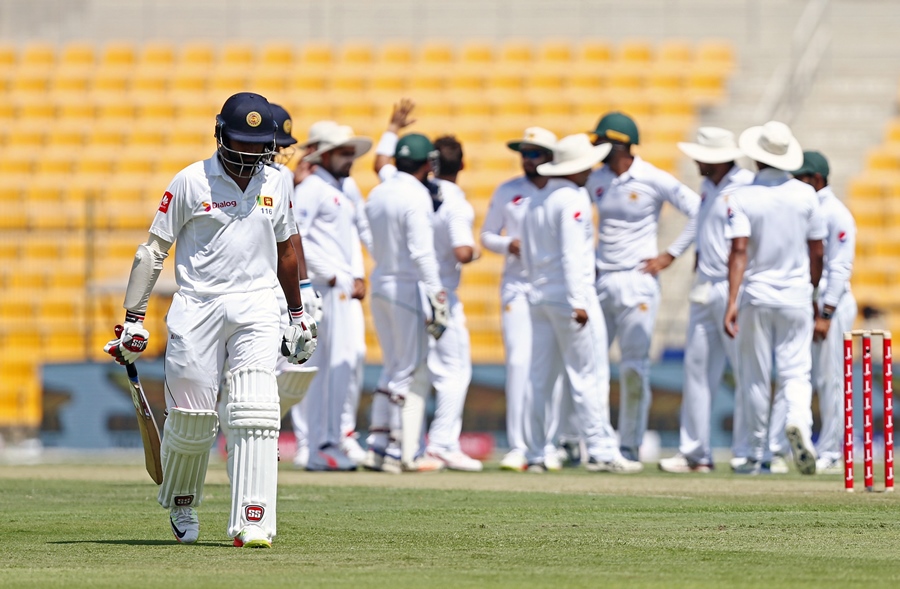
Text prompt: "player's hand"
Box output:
[[641, 253, 674, 276], [282, 308, 317, 364], [426, 289, 450, 340], [724, 303, 739, 339], [572, 308, 589, 326], [300, 279, 324, 323], [813, 317, 831, 342], [508, 238, 521, 257], [388, 98, 416, 133], [104, 313, 149, 365], [352, 278, 366, 300]]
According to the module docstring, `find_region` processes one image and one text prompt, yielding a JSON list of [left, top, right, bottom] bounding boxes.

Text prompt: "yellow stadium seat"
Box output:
[[299, 42, 334, 65], [577, 39, 614, 63], [34, 146, 76, 175], [651, 91, 694, 117], [409, 69, 445, 92], [11, 66, 52, 93], [418, 41, 454, 64], [158, 146, 201, 175], [499, 39, 533, 65], [657, 39, 693, 63], [331, 94, 377, 120], [77, 146, 117, 175], [220, 42, 255, 66], [330, 66, 369, 92], [0, 43, 16, 67], [133, 95, 176, 122], [91, 66, 130, 92], [458, 41, 493, 64], [94, 95, 135, 123], [696, 39, 735, 71], [412, 92, 453, 118], [340, 42, 374, 65], [527, 67, 565, 91], [181, 42, 215, 66], [286, 67, 328, 92], [866, 148, 900, 171], [446, 65, 485, 92], [86, 123, 128, 147], [369, 65, 408, 92], [101, 42, 136, 66], [102, 174, 152, 205], [608, 64, 645, 90], [0, 148, 35, 176], [685, 67, 727, 106], [7, 122, 45, 148], [249, 66, 288, 94], [117, 146, 157, 175], [849, 178, 886, 200], [171, 65, 209, 93], [618, 39, 654, 63], [210, 67, 249, 94], [485, 71, 525, 92], [537, 39, 572, 63], [21, 42, 56, 67], [259, 42, 294, 66], [132, 66, 170, 93], [52, 65, 92, 93], [167, 120, 214, 147], [450, 91, 491, 118], [46, 125, 84, 148], [647, 64, 684, 90], [379, 41, 413, 65], [138, 41, 175, 66], [60, 43, 96, 66]]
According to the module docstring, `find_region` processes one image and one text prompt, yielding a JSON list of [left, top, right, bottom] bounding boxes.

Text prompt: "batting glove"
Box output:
[[282, 306, 318, 364], [300, 279, 324, 323], [104, 312, 150, 365], [426, 289, 450, 340]]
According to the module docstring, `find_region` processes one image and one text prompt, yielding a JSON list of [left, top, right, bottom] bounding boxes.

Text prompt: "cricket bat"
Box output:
[[125, 362, 164, 485]]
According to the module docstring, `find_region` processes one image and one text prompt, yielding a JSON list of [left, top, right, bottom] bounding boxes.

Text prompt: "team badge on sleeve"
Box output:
[[158, 191, 173, 213]]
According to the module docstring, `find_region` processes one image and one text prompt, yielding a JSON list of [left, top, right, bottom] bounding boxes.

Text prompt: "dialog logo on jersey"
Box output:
[[245, 505, 265, 522], [202, 200, 237, 212], [158, 191, 173, 213]]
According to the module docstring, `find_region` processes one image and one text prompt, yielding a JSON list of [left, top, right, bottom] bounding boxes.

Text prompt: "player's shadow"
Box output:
[[48, 540, 228, 547]]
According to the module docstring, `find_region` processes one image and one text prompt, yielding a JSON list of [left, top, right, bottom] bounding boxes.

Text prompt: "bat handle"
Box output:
[[126, 362, 138, 379]]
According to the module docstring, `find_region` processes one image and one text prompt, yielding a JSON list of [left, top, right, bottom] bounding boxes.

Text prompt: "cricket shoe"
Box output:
[[233, 525, 271, 549], [730, 456, 749, 470], [402, 455, 446, 473], [585, 455, 643, 474], [340, 432, 368, 465], [526, 462, 547, 473], [544, 451, 563, 472], [362, 446, 402, 474], [816, 456, 843, 475], [293, 445, 309, 470], [169, 506, 199, 544], [619, 446, 640, 463], [767, 455, 790, 475], [560, 440, 582, 467], [658, 454, 713, 474], [427, 449, 483, 472], [786, 425, 817, 475], [499, 451, 527, 472], [732, 458, 767, 475], [306, 444, 357, 471]]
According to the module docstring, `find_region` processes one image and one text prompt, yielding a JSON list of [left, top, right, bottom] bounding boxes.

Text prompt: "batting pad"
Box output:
[[400, 390, 426, 466], [157, 408, 219, 509], [227, 366, 280, 540], [277, 367, 318, 418]]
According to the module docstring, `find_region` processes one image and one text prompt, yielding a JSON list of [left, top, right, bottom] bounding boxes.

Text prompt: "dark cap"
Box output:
[[792, 150, 830, 178], [270, 103, 298, 147], [216, 92, 276, 143], [591, 111, 640, 145], [395, 133, 437, 161]]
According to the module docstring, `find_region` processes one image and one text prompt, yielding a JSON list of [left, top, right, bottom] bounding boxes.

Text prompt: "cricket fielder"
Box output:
[[725, 121, 826, 476], [104, 93, 317, 548]]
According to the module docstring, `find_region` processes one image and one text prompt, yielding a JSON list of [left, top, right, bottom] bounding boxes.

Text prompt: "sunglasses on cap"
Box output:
[[520, 149, 548, 160]]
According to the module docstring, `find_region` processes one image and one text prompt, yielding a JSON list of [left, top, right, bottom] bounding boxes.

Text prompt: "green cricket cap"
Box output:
[[792, 150, 830, 178], [591, 112, 640, 145], [395, 133, 436, 161]]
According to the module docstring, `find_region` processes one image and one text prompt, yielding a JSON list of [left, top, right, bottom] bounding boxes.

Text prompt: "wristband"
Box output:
[[376, 131, 398, 156], [288, 306, 305, 324], [821, 308, 834, 320], [300, 279, 312, 290], [812, 286, 820, 301], [124, 311, 145, 324]]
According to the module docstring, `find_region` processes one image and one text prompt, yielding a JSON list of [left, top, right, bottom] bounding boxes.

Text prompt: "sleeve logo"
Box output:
[[574, 211, 583, 222], [511, 195, 524, 205], [158, 191, 173, 213], [838, 231, 847, 243]]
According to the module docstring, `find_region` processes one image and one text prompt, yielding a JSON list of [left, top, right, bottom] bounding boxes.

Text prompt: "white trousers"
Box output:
[[501, 287, 532, 454], [426, 296, 472, 453], [525, 297, 618, 463], [165, 289, 281, 411], [596, 269, 660, 455], [679, 279, 738, 464], [340, 298, 367, 437], [736, 303, 814, 462]]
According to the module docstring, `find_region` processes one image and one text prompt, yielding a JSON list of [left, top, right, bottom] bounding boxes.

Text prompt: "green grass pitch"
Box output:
[[1, 462, 899, 588]]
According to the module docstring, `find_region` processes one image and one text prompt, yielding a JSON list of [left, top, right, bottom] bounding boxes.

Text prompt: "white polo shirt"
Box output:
[[481, 175, 565, 288], [695, 165, 756, 282], [293, 167, 362, 289], [816, 185, 856, 307], [520, 180, 595, 310], [724, 168, 827, 307], [365, 170, 442, 293], [433, 179, 475, 292], [150, 153, 295, 297], [586, 156, 701, 272]]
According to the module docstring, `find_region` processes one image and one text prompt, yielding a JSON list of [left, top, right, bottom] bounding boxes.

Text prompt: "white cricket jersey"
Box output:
[[816, 185, 856, 308], [149, 153, 295, 297], [272, 161, 294, 190], [695, 166, 756, 282], [433, 179, 475, 292], [341, 176, 373, 252], [480, 176, 565, 286], [724, 168, 827, 307], [520, 179, 595, 309], [365, 171, 442, 292], [586, 156, 701, 271], [292, 167, 360, 288]]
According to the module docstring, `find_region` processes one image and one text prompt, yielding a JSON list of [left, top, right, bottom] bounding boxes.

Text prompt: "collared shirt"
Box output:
[[293, 167, 362, 289], [365, 170, 442, 292], [433, 179, 475, 292], [817, 185, 856, 307], [341, 176, 373, 253], [724, 168, 827, 307], [520, 179, 595, 309], [150, 153, 295, 297], [695, 165, 756, 282], [586, 156, 701, 272], [480, 175, 565, 285]]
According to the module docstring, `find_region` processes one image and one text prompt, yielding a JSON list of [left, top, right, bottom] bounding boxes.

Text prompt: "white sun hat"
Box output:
[[507, 126, 558, 153], [677, 127, 744, 164], [303, 125, 373, 164], [298, 120, 339, 149], [738, 121, 803, 171], [536, 133, 612, 176]]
